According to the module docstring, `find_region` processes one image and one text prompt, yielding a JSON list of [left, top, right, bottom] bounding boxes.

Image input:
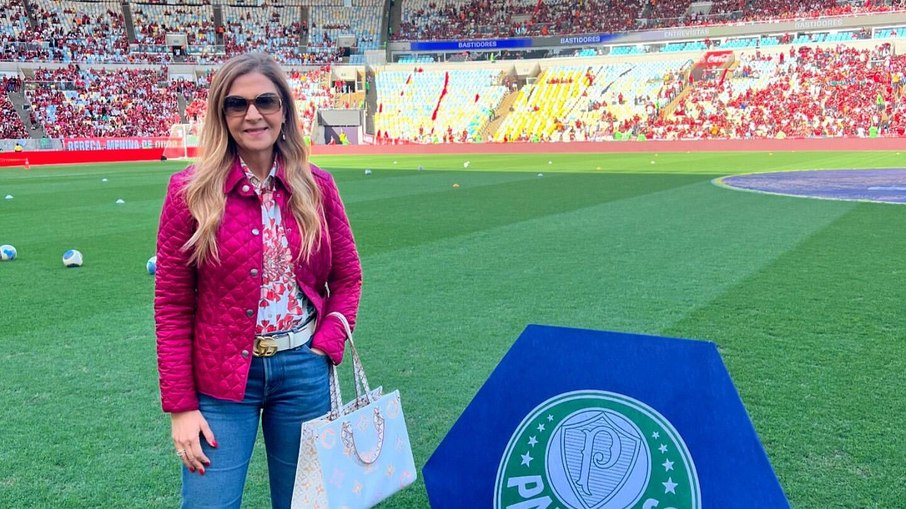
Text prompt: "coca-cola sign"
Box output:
[[700, 50, 735, 67]]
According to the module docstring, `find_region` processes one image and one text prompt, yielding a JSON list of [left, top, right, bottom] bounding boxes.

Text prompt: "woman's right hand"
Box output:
[[171, 410, 217, 475]]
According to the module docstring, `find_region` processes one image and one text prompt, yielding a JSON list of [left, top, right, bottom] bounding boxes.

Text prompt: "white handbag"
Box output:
[[291, 312, 417, 509]]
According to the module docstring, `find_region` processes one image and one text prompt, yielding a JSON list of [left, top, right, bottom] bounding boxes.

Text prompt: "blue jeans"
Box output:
[[181, 344, 330, 509]]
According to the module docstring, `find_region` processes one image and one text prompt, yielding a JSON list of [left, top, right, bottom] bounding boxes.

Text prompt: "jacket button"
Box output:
[[246, 309, 254, 317], [252, 228, 260, 235], [250, 268, 259, 277], [241, 350, 249, 358], [241, 185, 250, 193]]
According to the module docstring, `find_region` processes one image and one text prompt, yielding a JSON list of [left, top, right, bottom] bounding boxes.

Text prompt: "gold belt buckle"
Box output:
[[254, 336, 279, 357]]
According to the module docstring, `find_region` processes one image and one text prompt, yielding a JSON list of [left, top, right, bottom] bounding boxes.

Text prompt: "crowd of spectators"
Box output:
[[395, 0, 648, 40], [4, 0, 906, 141], [132, 3, 216, 45], [0, 62, 348, 139], [25, 65, 182, 137], [184, 71, 212, 123], [222, 5, 304, 64], [1, 0, 136, 63], [2, 0, 904, 65], [0, 76, 29, 139], [394, 0, 906, 40], [308, 1, 383, 52], [0, 0, 349, 65], [636, 44, 906, 139], [709, 0, 906, 24], [5, 41, 906, 140], [396, 0, 533, 40], [287, 67, 336, 135]]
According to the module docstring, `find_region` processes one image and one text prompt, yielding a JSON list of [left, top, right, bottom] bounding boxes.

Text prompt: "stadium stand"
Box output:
[[373, 68, 507, 142], [4, 0, 906, 144], [288, 67, 336, 136], [395, 0, 646, 40], [308, 0, 383, 52], [4, 0, 133, 63], [132, 2, 216, 45], [0, 76, 28, 139], [221, 4, 312, 65], [25, 66, 181, 137], [393, 0, 906, 40], [494, 60, 689, 142], [656, 44, 906, 139]]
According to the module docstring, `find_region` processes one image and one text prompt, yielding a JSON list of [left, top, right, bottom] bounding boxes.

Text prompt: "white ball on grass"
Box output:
[[115, 198, 125, 204], [364, 169, 372, 175], [0, 244, 16, 261], [4, 195, 12, 200], [63, 249, 83, 268], [147, 256, 157, 275], [463, 161, 471, 168]]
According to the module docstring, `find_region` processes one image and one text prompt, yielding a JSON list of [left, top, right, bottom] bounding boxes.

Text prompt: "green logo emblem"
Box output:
[[495, 390, 700, 509]]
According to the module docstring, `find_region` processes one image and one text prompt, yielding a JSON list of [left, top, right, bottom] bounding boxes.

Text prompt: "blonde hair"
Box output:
[[182, 53, 322, 265]]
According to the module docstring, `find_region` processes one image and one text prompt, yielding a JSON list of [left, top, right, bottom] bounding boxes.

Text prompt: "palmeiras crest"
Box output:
[[549, 409, 649, 509], [495, 390, 700, 509]]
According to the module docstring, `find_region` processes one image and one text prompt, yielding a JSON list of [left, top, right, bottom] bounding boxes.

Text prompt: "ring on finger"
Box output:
[[176, 449, 187, 456]]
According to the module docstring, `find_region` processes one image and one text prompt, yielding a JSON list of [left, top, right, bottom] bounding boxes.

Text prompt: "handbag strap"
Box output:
[[326, 312, 375, 417], [327, 363, 342, 420]]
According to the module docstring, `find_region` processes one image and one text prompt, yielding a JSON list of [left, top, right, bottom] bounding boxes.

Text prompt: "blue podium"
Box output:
[[423, 325, 790, 509]]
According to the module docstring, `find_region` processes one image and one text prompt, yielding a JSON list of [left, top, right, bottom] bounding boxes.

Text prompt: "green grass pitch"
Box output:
[[1, 150, 904, 508]]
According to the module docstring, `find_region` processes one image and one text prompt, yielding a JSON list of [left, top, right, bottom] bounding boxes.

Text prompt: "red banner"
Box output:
[[61, 137, 181, 151], [0, 148, 167, 167], [699, 50, 735, 68]]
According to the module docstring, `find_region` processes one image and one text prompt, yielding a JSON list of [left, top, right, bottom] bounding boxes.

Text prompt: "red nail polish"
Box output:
[[200, 469, 206, 476], [212, 441, 218, 448], [189, 467, 195, 473]]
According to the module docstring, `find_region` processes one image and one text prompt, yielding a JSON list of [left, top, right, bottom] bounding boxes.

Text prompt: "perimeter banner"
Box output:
[[423, 325, 790, 509], [409, 38, 533, 52], [61, 137, 178, 151]]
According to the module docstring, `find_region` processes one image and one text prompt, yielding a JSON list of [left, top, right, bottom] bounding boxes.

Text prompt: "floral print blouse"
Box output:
[[241, 159, 315, 335]]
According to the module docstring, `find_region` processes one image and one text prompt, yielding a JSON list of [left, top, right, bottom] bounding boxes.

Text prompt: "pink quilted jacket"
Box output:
[[154, 160, 362, 413]]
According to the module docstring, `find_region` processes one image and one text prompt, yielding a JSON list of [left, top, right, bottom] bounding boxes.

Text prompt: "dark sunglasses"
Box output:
[[223, 93, 283, 117]]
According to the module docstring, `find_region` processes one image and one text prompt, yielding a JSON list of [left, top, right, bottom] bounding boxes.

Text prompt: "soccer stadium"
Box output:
[[2, 0, 906, 507]]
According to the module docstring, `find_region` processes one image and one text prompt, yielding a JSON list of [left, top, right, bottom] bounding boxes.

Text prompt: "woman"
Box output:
[[154, 53, 361, 508]]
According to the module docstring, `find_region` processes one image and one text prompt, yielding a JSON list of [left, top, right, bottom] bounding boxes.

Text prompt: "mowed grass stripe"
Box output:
[[346, 172, 706, 256], [665, 203, 906, 509], [329, 169, 543, 204]]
